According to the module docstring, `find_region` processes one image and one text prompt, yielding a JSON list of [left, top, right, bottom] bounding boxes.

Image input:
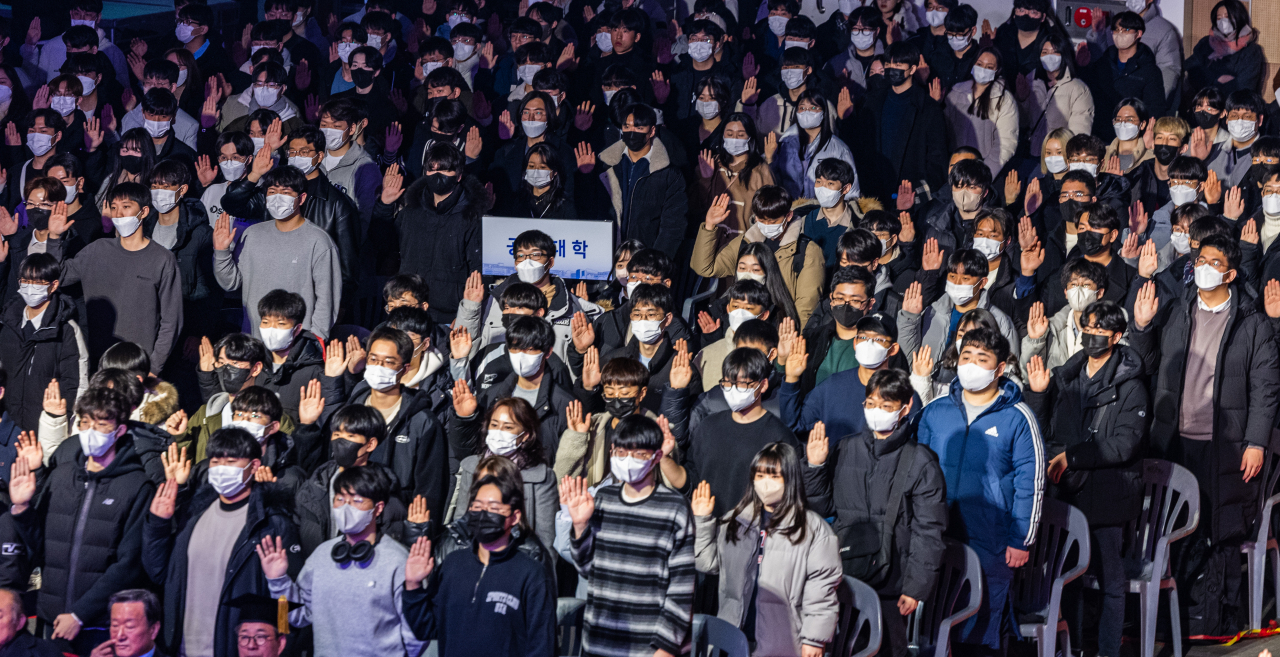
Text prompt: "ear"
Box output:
[[759, 309, 771, 321], [138, 206, 150, 221], [178, 184, 189, 198], [901, 397, 914, 416], [446, 57, 456, 67], [297, 192, 308, 206], [266, 421, 280, 436], [757, 377, 769, 396], [249, 458, 262, 474], [374, 500, 386, 517], [994, 361, 1007, 379], [1180, 144, 1189, 155], [250, 362, 264, 377], [366, 436, 379, 453], [277, 636, 288, 656], [888, 342, 900, 357], [636, 386, 648, 404], [149, 622, 161, 641]]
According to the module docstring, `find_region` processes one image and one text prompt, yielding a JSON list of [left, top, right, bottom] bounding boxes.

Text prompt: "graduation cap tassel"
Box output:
[[277, 596, 289, 635]]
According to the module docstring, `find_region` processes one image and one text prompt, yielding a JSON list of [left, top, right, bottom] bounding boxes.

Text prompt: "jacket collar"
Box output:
[[742, 215, 803, 247], [600, 135, 671, 173]]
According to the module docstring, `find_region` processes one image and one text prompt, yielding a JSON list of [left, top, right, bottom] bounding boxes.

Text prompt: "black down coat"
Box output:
[[0, 293, 81, 431]]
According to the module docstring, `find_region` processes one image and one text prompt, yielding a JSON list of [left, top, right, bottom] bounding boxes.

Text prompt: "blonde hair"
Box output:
[[1040, 128, 1074, 175], [1153, 116, 1190, 144]]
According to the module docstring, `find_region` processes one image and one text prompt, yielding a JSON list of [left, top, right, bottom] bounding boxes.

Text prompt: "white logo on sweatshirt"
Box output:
[[487, 591, 520, 615], [985, 426, 999, 438]]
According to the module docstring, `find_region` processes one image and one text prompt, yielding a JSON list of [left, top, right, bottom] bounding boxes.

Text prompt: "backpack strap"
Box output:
[[793, 233, 811, 279]]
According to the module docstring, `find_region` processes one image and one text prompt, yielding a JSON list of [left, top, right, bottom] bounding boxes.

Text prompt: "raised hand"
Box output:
[[150, 479, 179, 520], [1027, 302, 1049, 340], [582, 347, 601, 390], [43, 378, 66, 416], [121, 87, 136, 112], [1242, 218, 1260, 245], [1074, 40, 1091, 67], [449, 326, 472, 359], [763, 131, 778, 162], [698, 149, 715, 179], [896, 180, 915, 211], [911, 344, 933, 377], [84, 116, 104, 151], [806, 421, 828, 466], [1137, 240, 1158, 279], [460, 271, 484, 304], [668, 340, 692, 390], [162, 443, 191, 484], [929, 78, 943, 102], [305, 94, 321, 123], [323, 338, 347, 377], [921, 238, 944, 271], [566, 400, 592, 433], [385, 122, 403, 155], [1128, 200, 1148, 236], [15, 432, 41, 472], [1004, 170, 1021, 206], [4, 123, 18, 147], [249, 145, 274, 181], [47, 202, 71, 240], [294, 58, 311, 90], [198, 335, 215, 372], [557, 43, 578, 70], [297, 379, 325, 425], [408, 495, 430, 524], [195, 154, 217, 187], [650, 71, 670, 104], [1119, 232, 1140, 260], [405, 536, 435, 588], [498, 110, 515, 140], [265, 118, 285, 150], [255, 535, 290, 580], [903, 280, 924, 315], [1027, 355, 1050, 393], [574, 142, 596, 173], [465, 126, 482, 160], [1103, 155, 1121, 176], [657, 415, 677, 459], [697, 310, 721, 335], [1021, 237, 1045, 277], [344, 334, 367, 374], [31, 86, 50, 110], [1204, 169, 1222, 204], [8, 456, 35, 510], [740, 76, 759, 105], [837, 87, 853, 119], [1133, 280, 1159, 329], [705, 193, 731, 229], [570, 310, 595, 354], [0, 207, 17, 238], [560, 476, 596, 535], [777, 317, 797, 362], [254, 466, 277, 483], [690, 480, 715, 516], [479, 42, 497, 69], [1265, 280, 1280, 319], [452, 379, 478, 417], [1024, 177, 1043, 215], [1188, 127, 1210, 160], [574, 101, 594, 131], [741, 52, 759, 79], [1225, 185, 1245, 220], [381, 163, 405, 204], [213, 213, 237, 251], [784, 336, 808, 383]]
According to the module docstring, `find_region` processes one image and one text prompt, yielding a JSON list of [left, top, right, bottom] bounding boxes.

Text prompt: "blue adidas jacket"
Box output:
[[916, 378, 1044, 555]]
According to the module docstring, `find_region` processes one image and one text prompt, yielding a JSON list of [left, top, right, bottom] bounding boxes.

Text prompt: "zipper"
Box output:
[[65, 478, 97, 610], [471, 563, 489, 603]]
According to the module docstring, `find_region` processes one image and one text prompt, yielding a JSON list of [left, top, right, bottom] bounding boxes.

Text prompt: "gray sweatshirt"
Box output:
[[269, 537, 424, 657], [49, 236, 183, 367], [213, 219, 341, 339]]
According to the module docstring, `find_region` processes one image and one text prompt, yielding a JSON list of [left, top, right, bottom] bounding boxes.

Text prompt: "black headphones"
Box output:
[[331, 539, 375, 565]]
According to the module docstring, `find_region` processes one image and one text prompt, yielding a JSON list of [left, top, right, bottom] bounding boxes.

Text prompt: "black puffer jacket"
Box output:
[[141, 199, 219, 332], [197, 330, 327, 424], [370, 175, 488, 322], [0, 294, 81, 431], [1128, 284, 1280, 542], [1024, 345, 1149, 526], [471, 372, 577, 459], [1081, 43, 1168, 142], [293, 460, 408, 556], [13, 436, 155, 625], [142, 484, 303, 657]]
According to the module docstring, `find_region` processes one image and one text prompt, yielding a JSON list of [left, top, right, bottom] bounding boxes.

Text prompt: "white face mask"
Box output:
[[851, 31, 877, 51], [1126, 0, 1147, 13], [971, 66, 997, 85], [1112, 33, 1137, 50], [784, 39, 809, 50], [631, 319, 664, 344], [454, 43, 476, 61], [1216, 17, 1235, 36], [524, 168, 552, 188], [737, 271, 766, 284], [337, 41, 359, 63], [839, 0, 858, 14], [948, 35, 970, 52], [796, 109, 824, 130], [208, 464, 251, 497], [815, 186, 843, 208], [971, 236, 1002, 260], [259, 326, 297, 352], [695, 100, 719, 120], [18, 283, 48, 308], [515, 258, 548, 283], [177, 69, 188, 87], [518, 64, 541, 86], [1045, 155, 1067, 173], [757, 220, 787, 239], [1194, 263, 1225, 290], [293, 12, 306, 26], [615, 267, 628, 283], [332, 503, 376, 535], [753, 477, 784, 506], [508, 350, 544, 378], [64, 184, 78, 202], [1065, 285, 1098, 312], [1068, 162, 1098, 177], [1265, 194, 1280, 216], [854, 339, 889, 368], [26, 133, 53, 157], [151, 189, 179, 214], [1040, 54, 1062, 71], [321, 127, 347, 151], [253, 86, 280, 107], [625, 280, 640, 297], [144, 119, 171, 138], [1169, 184, 1198, 207], [926, 9, 948, 26], [1227, 119, 1257, 142], [218, 159, 247, 182], [945, 280, 976, 306], [956, 362, 997, 391], [724, 137, 750, 156], [251, 137, 266, 153], [363, 364, 400, 391], [79, 426, 120, 457], [265, 194, 298, 220], [70, 19, 96, 28], [50, 96, 76, 117], [864, 405, 905, 432], [727, 308, 758, 332], [112, 214, 142, 238], [722, 384, 759, 412], [611, 454, 657, 484], [1113, 122, 1140, 142], [595, 31, 613, 53], [288, 155, 317, 175], [422, 61, 444, 77], [522, 119, 547, 138], [486, 429, 523, 456], [366, 34, 383, 50], [688, 41, 714, 62], [780, 68, 806, 90], [768, 15, 789, 36], [1170, 231, 1191, 254], [176, 23, 197, 44]]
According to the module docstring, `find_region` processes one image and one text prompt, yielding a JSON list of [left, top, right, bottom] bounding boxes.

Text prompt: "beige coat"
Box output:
[[690, 218, 826, 327], [554, 408, 677, 487], [944, 80, 1020, 177], [695, 160, 775, 236], [1104, 136, 1154, 175], [1024, 69, 1095, 156]]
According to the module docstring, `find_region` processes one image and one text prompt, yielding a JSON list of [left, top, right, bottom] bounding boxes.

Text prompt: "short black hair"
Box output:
[[733, 319, 779, 350], [332, 405, 387, 443], [63, 25, 99, 50], [623, 103, 658, 129], [149, 159, 190, 188], [88, 368, 143, 409], [627, 248, 673, 280], [1059, 258, 1108, 291], [1198, 233, 1240, 271], [368, 326, 413, 364], [1167, 156, 1208, 183], [142, 57, 180, 85], [1111, 10, 1144, 32], [216, 131, 255, 159], [959, 326, 1011, 363], [630, 283, 674, 314], [728, 279, 772, 309], [944, 4, 978, 31], [1059, 170, 1097, 196], [837, 229, 883, 263], [814, 158, 855, 186], [830, 265, 875, 293], [1081, 300, 1127, 334], [215, 333, 269, 366], [514, 230, 555, 257], [1225, 89, 1265, 118], [75, 385, 131, 424], [99, 342, 150, 375], [1079, 202, 1122, 233], [1065, 134, 1106, 161], [612, 415, 663, 451], [866, 368, 913, 404], [506, 315, 556, 353], [383, 274, 429, 305], [601, 357, 649, 388], [751, 185, 792, 220], [385, 306, 435, 339], [258, 289, 307, 325], [333, 465, 394, 505], [107, 181, 151, 210], [424, 141, 465, 172], [949, 158, 992, 189], [207, 426, 263, 460], [109, 590, 161, 626], [722, 347, 772, 383], [259, 165, 308, 195], [947, 249, 990, 279], [18, 253, 60, 283], [230, 386, 283, 423], [501, 282, 548, 312], [426, 65, 467, 90], [319, 97, 367, 127], [886, 41, 920, 67]]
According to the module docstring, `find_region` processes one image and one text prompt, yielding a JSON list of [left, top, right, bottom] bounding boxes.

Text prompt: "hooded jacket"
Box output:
[[319, 143, 380, 226], [1023, 345, 1148, 526], [596, 137, 689, 258], [14, 435, 155, 625], [0, 294, 83, 431], [457, 275, 604, 370], [691, 217, 827, 327], [142, 484, 304, 657], [694, 508, 842, 656], [897, 288, 1021, 365], [1081, 43, 1168, 141]]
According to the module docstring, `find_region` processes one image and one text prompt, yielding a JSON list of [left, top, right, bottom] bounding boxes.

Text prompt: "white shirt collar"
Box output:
[[1197, 289, 1232, 313], [21, 306, 46, 330]]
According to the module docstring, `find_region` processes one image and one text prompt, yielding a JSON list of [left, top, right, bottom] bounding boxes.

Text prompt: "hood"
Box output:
[[946, 376, 1023, 414], [143, 199, 208, 249], [599, 135, 672, 173], [1057, 343, 1145, 391], [187, 479, 296, 522], [265, 331, 325, 382], [402, 172, 493, 220], [76, 434, 148, 479], [743, 214, 804, 247], [1, 291, 76, 335]]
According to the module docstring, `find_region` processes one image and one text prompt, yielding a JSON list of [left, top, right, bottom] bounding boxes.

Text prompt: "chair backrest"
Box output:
[[1011, 498, 1091, 616], [911, 540, 984, 651], [692, 614, 750, 657], [556, 598, 587, 657], [835, 575, 883, 657], [1122, 459, 1200, 573]]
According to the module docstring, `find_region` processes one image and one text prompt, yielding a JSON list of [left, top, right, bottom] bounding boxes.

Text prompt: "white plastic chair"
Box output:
[[691, 614, 749, 657], [909, 539, 983, 657], [835, 575, 883, 657], [1012, 498, 1091, 657], [1241, 453, 1280, 631], [556, 598, 586, 656]]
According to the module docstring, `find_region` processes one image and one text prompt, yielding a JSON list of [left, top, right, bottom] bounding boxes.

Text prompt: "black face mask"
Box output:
[[1013, 14, 1042, 31], [1194, 110, 1220, 130], [350, 68, 375, 88], [465, 509, 509, 544], [884, 67, 909, 86], [501, 313, 521, 331], [1080, 332, 1113, 359], [27, 208, 49, 231], [425, 172, 459, 195], [331, 438, 364, 468], [621, 130, 650, 152], [830, 302, 864, 328], [1076, 229, 1107, 256], [1058, 199, 1081, 223], [1152, 144, 1179, 166], [604, 395, 638, 418], [216, 364, 253, 393], [119, 155, 143, 174]]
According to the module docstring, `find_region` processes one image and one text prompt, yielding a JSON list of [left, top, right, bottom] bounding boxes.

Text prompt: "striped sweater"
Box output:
[[571, 483, 696, 657]]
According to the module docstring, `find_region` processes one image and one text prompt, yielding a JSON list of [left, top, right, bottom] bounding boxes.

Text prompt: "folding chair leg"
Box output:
[[1249, 546, 1264, 631], [1168, 585, 1182, 657], [1138, 583, 1157, 657]]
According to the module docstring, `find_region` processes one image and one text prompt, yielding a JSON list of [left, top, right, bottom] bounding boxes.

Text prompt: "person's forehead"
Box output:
[[832, 282, 864, 296], [369, 338, 401, 356]]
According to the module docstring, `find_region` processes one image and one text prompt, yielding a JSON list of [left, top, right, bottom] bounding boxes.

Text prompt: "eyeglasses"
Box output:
[[252, 82, 283, 91], [855, 335, 893, 348], [232, 411, 270, 422], [468, 500, 512, 514], [238, 634, 275, 647], [1059, 190, 1090, 200], [611, 447, 657, 460], [514, 251, 549, 263]]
